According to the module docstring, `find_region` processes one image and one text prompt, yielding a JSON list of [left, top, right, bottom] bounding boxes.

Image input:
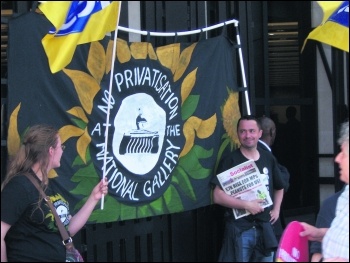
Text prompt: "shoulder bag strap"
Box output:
[[24, 173, 73, 246]]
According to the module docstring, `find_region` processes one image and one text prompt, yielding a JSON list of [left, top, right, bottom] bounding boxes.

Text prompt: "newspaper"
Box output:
[[216, 159, 273, 219]]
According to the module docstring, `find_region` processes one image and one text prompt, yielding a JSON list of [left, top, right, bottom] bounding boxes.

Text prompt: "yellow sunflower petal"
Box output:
[[48, 169, 58, 179], [58, 125, 85, 143], [180, 118, 196, 157], [222, 91, 241, 145], [156, 43, 180, 74], [179, 113, 217, 157], [130, 42, 148, 59], [196, 114, 217, 139], [147, 43, 157, 60], [181, 68, 197, 104], [173, 43, 196, 82], [105, 40, 114, 74], [87, 41, 106, 84], [63, 69, 100, 114], [76, 127, 91, 164], [117, 38, 131, 63], [67, 106, 88, 123], [7, 103, 21, 156]]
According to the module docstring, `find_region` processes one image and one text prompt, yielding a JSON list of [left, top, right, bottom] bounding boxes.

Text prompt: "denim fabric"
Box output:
[[240, 227, 274, 262]]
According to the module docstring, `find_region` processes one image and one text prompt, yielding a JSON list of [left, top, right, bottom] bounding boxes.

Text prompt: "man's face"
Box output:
[[237, 119, 262, 150], [335, 142, 349, 185]]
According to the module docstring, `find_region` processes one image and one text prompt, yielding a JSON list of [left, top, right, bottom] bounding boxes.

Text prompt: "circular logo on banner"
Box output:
[[113, 93, 165, 174], [89, 59, 185, 204]]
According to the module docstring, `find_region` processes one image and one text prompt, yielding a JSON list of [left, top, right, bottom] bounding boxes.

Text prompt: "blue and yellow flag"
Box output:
[[302, 1, 349, 52], [39, 1, 121, 73]]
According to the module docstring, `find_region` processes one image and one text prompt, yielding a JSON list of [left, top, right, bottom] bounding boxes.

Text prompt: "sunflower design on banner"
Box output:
[[7, 12, 241, 223]]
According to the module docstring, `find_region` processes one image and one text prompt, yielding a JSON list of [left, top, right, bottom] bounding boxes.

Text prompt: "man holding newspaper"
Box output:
[[212, 115, 286, 262]]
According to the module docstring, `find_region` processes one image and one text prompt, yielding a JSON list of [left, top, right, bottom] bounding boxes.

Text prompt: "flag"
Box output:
[[39, 1, 121, 73], [8, 10, 241, 223], [302, 1, 349, 52]]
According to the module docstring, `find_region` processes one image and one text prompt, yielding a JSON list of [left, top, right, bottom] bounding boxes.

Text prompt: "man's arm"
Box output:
[[213, 185, 265, 215], [270, 188, 283, 224], [299, 222, 328, 242], [278, 164, 290, 192], [1, 221, 11, 262], [311, 252, 323, 262]]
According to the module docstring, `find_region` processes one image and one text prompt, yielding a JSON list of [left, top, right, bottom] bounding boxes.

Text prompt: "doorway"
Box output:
[[254, 2, 318, 214]]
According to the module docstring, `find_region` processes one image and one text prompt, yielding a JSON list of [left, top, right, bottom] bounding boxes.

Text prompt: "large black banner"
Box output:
[[8, 11, 241, 223]]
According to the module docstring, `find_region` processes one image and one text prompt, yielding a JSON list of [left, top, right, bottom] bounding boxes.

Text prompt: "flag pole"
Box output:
[[234, 23, 251, 115], [101, 1, 122, 209]]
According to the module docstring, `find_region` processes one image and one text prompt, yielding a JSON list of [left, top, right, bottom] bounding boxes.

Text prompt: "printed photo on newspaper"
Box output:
[[216, 159, 273, 219]]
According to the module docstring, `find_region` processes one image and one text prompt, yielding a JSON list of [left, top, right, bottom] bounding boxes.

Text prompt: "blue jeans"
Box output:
[[241, 227, 274, 262]]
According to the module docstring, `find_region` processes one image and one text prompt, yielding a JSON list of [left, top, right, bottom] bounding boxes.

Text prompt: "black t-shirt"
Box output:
[[212, 148, 285, 223], [257, 140, 290, 192], [1, 172, 71, 262]]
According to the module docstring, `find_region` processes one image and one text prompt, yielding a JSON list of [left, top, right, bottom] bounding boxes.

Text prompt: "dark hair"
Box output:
[[237, 115, 260, 131], [257, 116, 275, 139], [1, 125, 59, 217]]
